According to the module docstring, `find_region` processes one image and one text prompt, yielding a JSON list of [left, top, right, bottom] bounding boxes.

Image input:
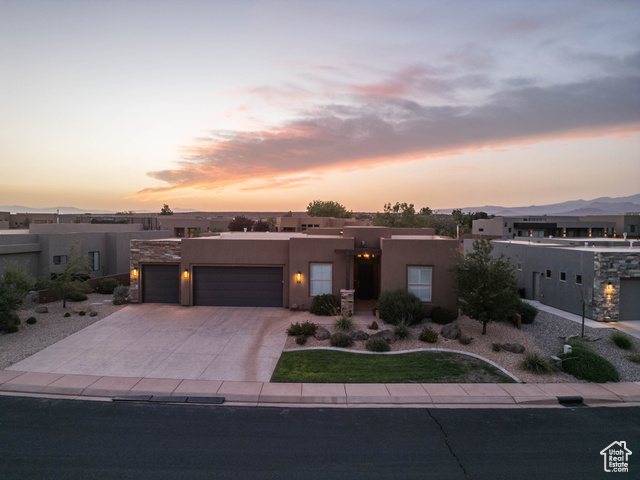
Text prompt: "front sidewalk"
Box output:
[[1, 369, 639, 408]]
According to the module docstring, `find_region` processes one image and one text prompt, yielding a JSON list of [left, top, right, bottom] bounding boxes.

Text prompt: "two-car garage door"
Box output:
[[193, 266, 283, 307], [142, 265, 283, 307]]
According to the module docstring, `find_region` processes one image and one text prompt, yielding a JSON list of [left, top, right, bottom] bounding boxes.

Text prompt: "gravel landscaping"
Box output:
[[284, 310, 640, 384], [0, 293, 126, 370]]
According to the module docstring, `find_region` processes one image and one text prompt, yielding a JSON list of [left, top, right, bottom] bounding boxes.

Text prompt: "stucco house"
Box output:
[[129, 226, 458, 313]]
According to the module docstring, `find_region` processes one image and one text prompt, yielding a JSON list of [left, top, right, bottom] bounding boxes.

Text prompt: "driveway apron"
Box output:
[[7, 305, 298, 382]]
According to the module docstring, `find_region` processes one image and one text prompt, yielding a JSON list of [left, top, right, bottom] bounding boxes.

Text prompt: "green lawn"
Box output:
[[270, 350, 516, 383]]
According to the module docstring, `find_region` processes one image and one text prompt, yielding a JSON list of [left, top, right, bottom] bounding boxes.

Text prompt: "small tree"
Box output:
[[228, 215, 255, 232], [0, 264, 34, 331], [451, 239, 519, 334], [160, 204, 173, 215], [253, 220, 271, 232], [46, 245, 93, 308], [306, 200, 352, 218]]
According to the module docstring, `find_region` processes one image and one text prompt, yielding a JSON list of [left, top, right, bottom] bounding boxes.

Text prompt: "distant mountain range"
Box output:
[[448, 194, 640, 216], [2, 194, 639, 217], [0, 206, 197, 215]]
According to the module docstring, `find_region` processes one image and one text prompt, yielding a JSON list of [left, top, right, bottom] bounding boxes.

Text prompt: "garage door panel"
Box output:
[[194, 266, 283, 307], [142, 265, 179, 304], [620, 278, 640, 321]]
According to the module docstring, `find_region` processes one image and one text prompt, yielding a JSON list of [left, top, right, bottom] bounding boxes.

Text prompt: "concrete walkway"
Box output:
[[1, 369, 639, 407]]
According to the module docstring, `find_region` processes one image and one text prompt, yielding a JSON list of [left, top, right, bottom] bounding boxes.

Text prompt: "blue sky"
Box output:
[[1, 0, 638, 212]]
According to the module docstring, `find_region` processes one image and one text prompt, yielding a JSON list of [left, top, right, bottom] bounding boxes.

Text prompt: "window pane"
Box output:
[[408, 267, 432, 302], [310, 263, 332, 296]]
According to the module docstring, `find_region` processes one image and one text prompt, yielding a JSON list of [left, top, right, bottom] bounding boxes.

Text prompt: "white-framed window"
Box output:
[[310, 263, 332, 296], [408, 266, 432, 302], [88, 251, 100, 271]]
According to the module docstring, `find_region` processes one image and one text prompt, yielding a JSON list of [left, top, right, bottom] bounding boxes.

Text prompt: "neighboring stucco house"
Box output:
[[0, 223, 171, 278], [485, 238, 640, 322], [129, 226, 458, 313], [472, 215, 619, 239]]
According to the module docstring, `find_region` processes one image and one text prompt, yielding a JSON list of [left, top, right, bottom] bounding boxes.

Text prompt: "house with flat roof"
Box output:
[[472, 215, 621, 239], [275, 216, 371, 232], [485, 238, 640, 322], [129, 226, 458, 313]]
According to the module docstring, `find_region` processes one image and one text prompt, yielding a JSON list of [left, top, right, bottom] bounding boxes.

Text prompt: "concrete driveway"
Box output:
[[8, 305, 301, 382]]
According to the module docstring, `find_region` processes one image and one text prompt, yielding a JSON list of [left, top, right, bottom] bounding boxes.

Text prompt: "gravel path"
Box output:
[[284, 310, 640, 383], [0, 293, 126, 370]]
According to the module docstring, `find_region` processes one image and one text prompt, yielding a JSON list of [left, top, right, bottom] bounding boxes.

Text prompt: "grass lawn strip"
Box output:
[[271, 349, 516, 383]]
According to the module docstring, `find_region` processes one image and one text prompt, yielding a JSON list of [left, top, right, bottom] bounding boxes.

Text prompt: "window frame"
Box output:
[[53, 255, 67, 265], [309, 263, 333, 296], [407, 266, 433, 302], [88, 251, 100, 271]]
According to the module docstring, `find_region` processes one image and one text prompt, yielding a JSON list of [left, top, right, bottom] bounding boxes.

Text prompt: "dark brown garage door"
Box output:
[[193, 266, 283, 307], [620, 278, 640, 321], [142, 265, 180, 304]]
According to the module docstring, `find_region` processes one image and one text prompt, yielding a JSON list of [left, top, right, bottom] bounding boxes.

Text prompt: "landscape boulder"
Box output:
[[501, 343, 526, 354], [26, 291, 39, 303], [350, 330, 370, 341], [370, 329, 396, 344], [35, 306, 48, 314], [440, 322, 461, 340], [9, 313, 21, 326], [89, 311, 98, 317], [314, 327, 331, 341]]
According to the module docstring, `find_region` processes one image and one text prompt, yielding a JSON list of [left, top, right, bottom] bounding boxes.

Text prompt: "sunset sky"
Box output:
[[1, 0, 639, 213]]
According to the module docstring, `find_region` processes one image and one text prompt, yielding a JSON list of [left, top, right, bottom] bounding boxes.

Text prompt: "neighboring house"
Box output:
[[129, 226, 458, 313], [275, 216, 371, 232], [472, 215, 622, 239], [0, 223, 171, 278], [484, 238, 640, 321], [9, 213, 56, 228], [0, 211, 9, 230]]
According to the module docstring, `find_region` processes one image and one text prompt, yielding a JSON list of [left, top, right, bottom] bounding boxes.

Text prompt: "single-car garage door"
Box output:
[[193, 266, 283, 307], [619, 278, 640, 321], [142, 264, 180, 304]]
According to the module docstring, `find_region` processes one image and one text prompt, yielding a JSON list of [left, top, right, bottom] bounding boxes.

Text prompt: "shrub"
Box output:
[[79, 311, 86, 316], [559, 340, 619, 382], [376, 289, 425, 326], [309, 294, 340, 316], [6, 325, 19, 333], [610, 331, 633, 350], [520, 352, 555, 374], [430, 306, 456, 325], [287, 321, 318, 337], [333, 315, 354, 331], [366, 337, 391, 352], [65, 291, 88, 302], [26, 317, 37, 325], [330, 332, 354, 348], [295, 335, 307, 345], [369, 321, 379, 330], [516, 299, 538, 324], [419, 327, 438, 343], [64, 312, 71, 318], [96, 278, 119, 295], [393, 320, 411, 339], [492, 343, 502, 352], [628, 353, 640, 364], [459, 335, 473, 345], [113, 285, 129, 305]]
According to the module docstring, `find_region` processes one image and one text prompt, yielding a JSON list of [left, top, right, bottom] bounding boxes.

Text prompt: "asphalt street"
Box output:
[[0, 396, 638, 479]]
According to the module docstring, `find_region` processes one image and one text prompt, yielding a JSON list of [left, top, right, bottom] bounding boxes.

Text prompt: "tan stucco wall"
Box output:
[[289, 236, 354, 310], [343, 226, 391, 249], [181, 237, 290, 306], [380, 237, 458, 314]]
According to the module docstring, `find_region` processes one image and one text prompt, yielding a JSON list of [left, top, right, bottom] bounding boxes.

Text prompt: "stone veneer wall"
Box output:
[[593, 250, 640, 321], [129, 240, 182, 303]]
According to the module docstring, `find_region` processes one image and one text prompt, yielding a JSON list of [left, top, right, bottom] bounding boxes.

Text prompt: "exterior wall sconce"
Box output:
[[296, 271, 302, 284], [132, 268, 138, 278], [183, 269, 190, 279], [363, 253, 370, 258], [606, 282, 613, 292]]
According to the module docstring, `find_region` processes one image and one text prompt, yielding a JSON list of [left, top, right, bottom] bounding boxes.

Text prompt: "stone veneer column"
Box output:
[[592, 251, 640, 321], [129, 239, 182, 303]]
